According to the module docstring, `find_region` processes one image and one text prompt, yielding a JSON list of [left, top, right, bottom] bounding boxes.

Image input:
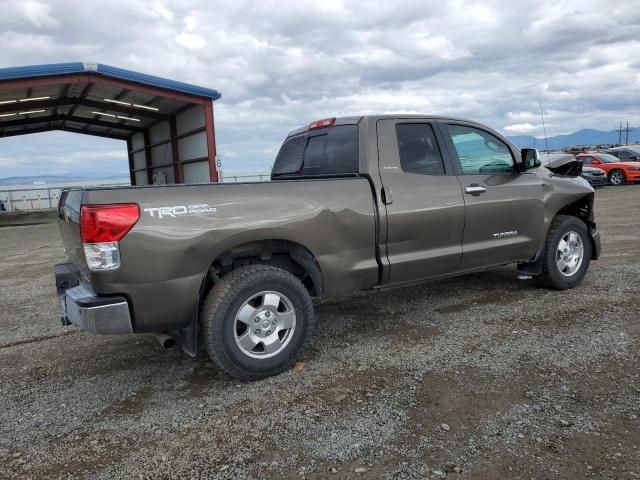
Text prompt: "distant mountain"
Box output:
[[0, 174, 128, 186], [507, 128, 640, 151]]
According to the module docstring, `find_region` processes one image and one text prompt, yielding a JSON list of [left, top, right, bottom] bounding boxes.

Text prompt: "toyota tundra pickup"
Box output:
[[55, 115, 601, 380]]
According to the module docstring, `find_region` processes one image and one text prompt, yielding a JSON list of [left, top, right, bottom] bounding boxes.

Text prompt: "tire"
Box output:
[[608, 169, 626, 186], [200, 265, 315, 380], [538, 215, 592, 290]]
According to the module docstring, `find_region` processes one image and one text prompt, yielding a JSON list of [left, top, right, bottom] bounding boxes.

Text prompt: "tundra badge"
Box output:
[[493, 230, 518, 238]]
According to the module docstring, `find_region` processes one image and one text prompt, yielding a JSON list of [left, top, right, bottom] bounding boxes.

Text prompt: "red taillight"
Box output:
[[80, 204, 140, 243], [309, 117, 335, 130]]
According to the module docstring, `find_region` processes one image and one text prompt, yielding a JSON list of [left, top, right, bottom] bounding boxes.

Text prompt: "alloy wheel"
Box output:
[[233, 290, 297, 359], [609, 171, 624, 185], [556, 231, 584, 277]]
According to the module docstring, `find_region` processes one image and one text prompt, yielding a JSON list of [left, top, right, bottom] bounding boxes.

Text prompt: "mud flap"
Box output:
[[589, 227, 601, 260], [172, 313, 198, 357], [517, 256, 543, 275]]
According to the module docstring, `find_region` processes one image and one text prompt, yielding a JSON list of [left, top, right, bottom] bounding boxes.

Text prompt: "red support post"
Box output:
[[204, 102, 219, 182]]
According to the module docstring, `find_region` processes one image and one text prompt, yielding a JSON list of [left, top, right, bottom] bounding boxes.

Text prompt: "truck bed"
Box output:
[[58, 178, 379, 332]]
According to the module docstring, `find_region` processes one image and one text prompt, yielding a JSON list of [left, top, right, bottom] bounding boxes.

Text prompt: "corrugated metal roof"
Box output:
[[0, 62, 221, 100]]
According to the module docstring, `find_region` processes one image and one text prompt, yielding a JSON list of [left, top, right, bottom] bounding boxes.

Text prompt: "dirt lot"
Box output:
[[1, 186, 638, 480]]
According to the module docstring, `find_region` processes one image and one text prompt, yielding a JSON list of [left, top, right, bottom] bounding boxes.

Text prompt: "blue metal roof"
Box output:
[[0, 61, 221, 100]]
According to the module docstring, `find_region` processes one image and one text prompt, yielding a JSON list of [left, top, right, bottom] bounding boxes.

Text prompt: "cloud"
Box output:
[[175, 32, 206, 50], [503, 123, 542, 134], [1, 0, 640, 178], [16, 1, 59, 29]]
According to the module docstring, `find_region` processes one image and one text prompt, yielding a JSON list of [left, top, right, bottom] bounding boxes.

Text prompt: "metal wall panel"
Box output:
[[133, 151, 146, 170], [178, 131, 207, 161], [182, 161, 210, 184], [151, 166, 174, 184], [176, 105, 205, 135], [134, 171, 148, 185], [149, 121, 170, 144], [151, 143, 172, 167], [131, 132, 144, 151]]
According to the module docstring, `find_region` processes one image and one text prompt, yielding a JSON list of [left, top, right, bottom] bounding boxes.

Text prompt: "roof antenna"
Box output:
[[539, 101, 549, 153]]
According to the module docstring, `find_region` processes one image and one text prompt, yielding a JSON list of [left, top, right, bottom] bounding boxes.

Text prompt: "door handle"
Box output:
[[382, 186, 393, 205], [464, 184, 487, 195]]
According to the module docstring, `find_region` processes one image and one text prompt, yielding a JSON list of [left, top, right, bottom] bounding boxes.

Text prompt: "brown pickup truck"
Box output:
[[55, 115, 601, 380]]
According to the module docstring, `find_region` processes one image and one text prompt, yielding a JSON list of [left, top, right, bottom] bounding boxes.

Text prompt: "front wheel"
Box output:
[[201, 265, 315, 380], [608, 169, 626, 186], [538, 215, 592, 290]]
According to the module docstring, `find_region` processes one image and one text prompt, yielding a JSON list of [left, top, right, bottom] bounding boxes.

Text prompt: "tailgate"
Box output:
[[57, 189, 88, 276]]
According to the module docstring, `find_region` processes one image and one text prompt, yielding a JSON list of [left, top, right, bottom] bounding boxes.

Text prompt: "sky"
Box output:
[[1, 0, 640, 178]]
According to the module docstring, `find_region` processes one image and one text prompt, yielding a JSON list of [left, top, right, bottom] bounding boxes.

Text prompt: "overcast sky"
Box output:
[[1, 0, 640, 178]]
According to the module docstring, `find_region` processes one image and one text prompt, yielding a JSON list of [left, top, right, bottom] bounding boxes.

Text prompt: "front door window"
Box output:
[[446, 125, 515, 174]]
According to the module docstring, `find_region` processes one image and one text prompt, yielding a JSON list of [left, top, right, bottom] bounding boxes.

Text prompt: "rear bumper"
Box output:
[[55, 262, 133, 334]]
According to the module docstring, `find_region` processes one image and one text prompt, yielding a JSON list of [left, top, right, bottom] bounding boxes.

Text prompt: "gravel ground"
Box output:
[[1, 186, 638, 480]]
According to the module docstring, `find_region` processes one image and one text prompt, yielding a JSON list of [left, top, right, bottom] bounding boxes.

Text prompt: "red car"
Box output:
[[576, 153, 640, 186]]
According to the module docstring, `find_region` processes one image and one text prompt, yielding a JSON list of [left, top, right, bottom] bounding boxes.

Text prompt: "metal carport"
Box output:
[[0, 62, 222, 185]]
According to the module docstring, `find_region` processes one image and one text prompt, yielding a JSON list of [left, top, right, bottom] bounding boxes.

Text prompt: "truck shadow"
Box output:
[[179, 268, 537, 385], [315, 267, 531, 329]]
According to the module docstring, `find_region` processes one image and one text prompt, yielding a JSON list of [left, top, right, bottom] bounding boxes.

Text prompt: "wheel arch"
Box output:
[[547, 193, 598, 260], [521, 192, 598, 275], [179, 237, 321, 360], [205, 237, 324, 299]]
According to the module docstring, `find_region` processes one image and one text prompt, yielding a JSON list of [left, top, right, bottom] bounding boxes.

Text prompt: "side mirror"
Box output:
[[521, 148, 541, 171]]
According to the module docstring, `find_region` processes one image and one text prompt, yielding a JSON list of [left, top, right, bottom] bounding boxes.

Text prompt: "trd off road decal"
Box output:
[[143, 204, 217, 219]]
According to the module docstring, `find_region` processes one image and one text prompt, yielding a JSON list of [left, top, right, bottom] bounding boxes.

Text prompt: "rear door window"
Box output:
[[272, 125, 358, 178], [271, 135, 306, 176], [395, 123, 446, 175]]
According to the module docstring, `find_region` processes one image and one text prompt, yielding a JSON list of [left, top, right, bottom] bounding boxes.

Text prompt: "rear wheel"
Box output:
[[608, 169, 626, 186], [201, 265, 315, 380], [538, 215, 592, 290]]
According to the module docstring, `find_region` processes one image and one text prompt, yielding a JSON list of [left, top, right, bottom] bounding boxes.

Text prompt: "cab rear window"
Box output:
[[271, 125, 358, 179]]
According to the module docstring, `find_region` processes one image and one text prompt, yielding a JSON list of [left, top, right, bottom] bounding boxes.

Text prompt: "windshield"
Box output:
[[597, 153, 620, 163]]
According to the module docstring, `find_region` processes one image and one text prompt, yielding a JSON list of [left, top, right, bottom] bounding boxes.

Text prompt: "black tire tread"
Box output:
[[200, 265, 314, 381], [538, 215, 591, 290]]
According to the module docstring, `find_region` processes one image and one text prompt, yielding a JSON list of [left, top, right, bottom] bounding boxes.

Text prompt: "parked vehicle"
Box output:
[[55, 115, 601, 380], [541, 153, 605, 187], [581, 166, 608, 187], [604, 146, 640, 162], [564, 147, 588, 155], [577, 152, 640, 185]]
